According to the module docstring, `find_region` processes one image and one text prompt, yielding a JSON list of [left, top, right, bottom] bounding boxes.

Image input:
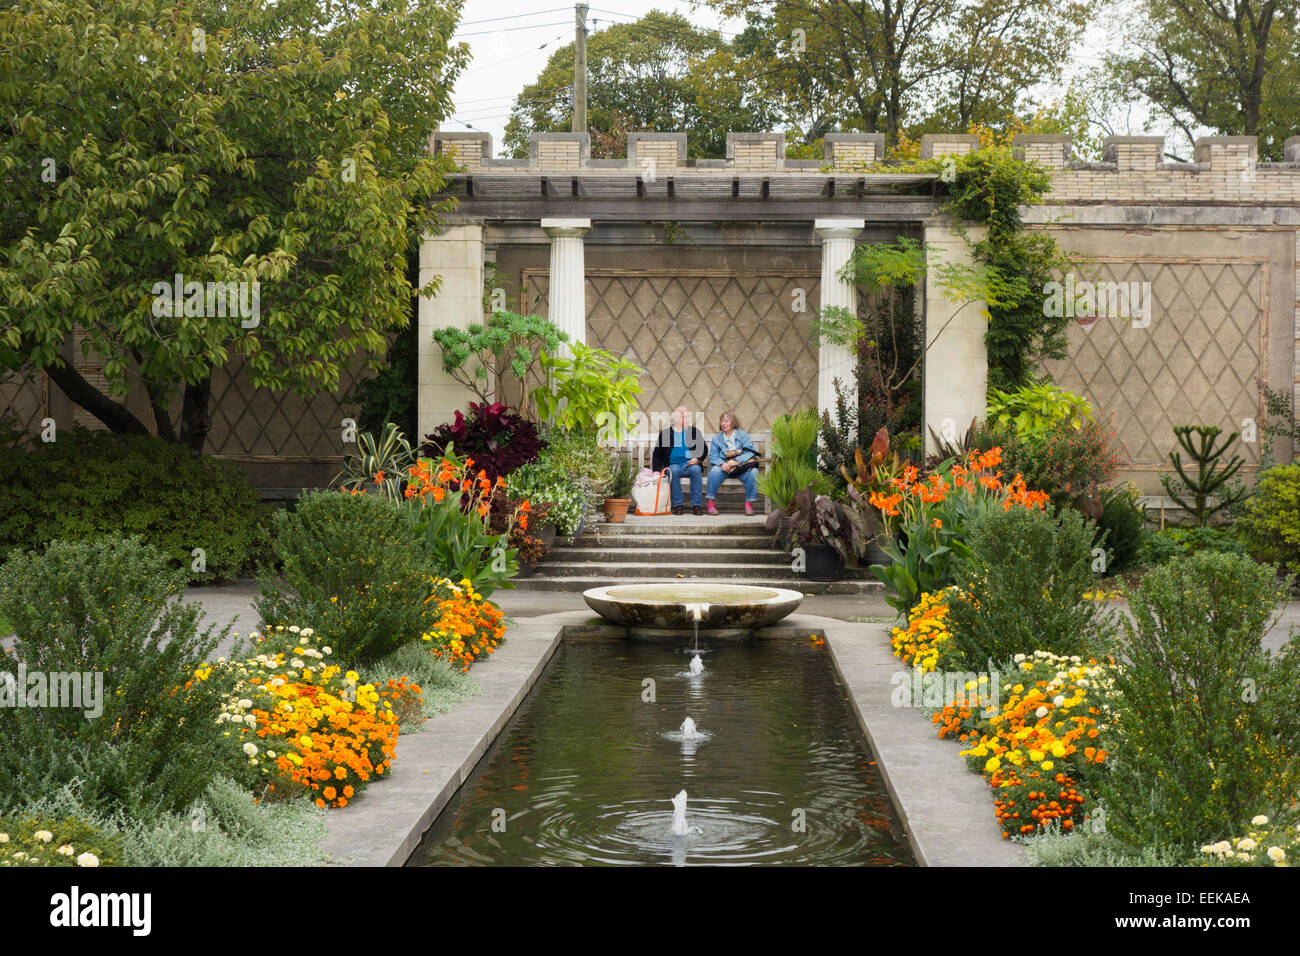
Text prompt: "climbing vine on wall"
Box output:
[[945, 147, 1077, 393]]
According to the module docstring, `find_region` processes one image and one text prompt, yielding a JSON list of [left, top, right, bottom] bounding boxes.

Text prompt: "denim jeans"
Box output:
[[706, 464, 758, 502], [669, 462, 703, 507]]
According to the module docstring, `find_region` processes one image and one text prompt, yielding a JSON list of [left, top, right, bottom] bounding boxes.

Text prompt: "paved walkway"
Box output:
[[5, 581, 1299, 656]]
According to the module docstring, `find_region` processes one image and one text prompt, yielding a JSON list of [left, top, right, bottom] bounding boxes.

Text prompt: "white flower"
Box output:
[[1267, 846, 1286, 862], [13, 852, 26, 860], [32, 831, 53, 843], [322, 646, 332, 655], [237, 699, 252, 710], [57, 845, 74, 856], [243, 715, 257, 727], [242, 742, 258, 757], [1035, 706, 1048, 718], [1212, 841, 1232, 854], [1237, 838, 1257, 851], [1252, 814, 1269, 826], [267, 751, 276, 758], [0, 834, 8, 843], [76, 852, 99, 868], [302, 628, 314, 637], [290, 659, 304, 668], [1053, 695, 1065, 706], [1013, 653, 1026, 663], [289, 626, 301, 634]]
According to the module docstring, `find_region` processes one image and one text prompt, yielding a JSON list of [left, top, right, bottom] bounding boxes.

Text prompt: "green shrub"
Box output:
[[1093, 485, 1145, 574], [0, 535, 238, 818], [1137, 525, 1248, 566], [943, 506, 1116, 669], [986, 381, 1092, 440], [0, 813, 124, 867], [534, 429, 615, 519], [366, 642, 479, 729], [972, 416, 1121, 510], [0, 428, 267, 581], [255, 490, 440, 666], [1098, 551, 1300, 853], [506, 462, 585, 534], [1237, 463, 1300, 577]]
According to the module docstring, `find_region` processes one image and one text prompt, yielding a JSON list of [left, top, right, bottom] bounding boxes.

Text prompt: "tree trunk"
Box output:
[[179, 376, 212, 453], [43, 361, 152, 435]]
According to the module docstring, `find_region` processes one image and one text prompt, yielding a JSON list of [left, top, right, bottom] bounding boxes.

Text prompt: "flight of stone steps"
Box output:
[[516, 481, 884, 595]]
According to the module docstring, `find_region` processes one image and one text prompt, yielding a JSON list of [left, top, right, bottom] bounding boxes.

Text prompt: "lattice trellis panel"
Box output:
[[0, 371, 47, 438], [526, 269, 822, 431], [203, 354, 367, 462], [1041, 259, 1266, 472]]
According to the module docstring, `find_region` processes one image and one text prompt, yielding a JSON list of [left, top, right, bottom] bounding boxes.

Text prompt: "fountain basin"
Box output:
[[582, 583, 804, 631]]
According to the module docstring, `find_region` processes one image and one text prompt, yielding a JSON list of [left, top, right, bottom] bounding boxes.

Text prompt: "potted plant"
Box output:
[[766, 484, 868, 580], [758, 409, 833, 548], [602, 455, 635, 523]]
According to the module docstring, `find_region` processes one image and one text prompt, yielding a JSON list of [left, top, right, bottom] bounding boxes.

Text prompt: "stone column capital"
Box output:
[[813, 218, 865, 242], [541, 218, 592, 239]]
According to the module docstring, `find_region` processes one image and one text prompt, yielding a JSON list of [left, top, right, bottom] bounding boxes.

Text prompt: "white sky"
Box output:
[[444, 1, 1166, 158]]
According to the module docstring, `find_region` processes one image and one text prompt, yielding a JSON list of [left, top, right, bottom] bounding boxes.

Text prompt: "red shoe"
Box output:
[[705, 501, 719, 515], [744, 502, 755, 516]]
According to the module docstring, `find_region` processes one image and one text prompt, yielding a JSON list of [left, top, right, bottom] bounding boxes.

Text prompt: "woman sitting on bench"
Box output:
[[706, 411, 759, 516]]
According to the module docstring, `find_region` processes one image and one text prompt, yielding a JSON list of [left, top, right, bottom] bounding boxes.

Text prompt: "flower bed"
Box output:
[[1201, 815, 1296, 867], [944, 651, 1114, 838], [422, 577, 506, 671], [200, 626, 403, 809]]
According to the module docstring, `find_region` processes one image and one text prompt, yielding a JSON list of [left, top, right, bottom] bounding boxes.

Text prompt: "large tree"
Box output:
[[0, 0, 468, 451], [702, 0, 1095, 146], [504, 10, 778, 159], [1099, 0, 1299, 159]]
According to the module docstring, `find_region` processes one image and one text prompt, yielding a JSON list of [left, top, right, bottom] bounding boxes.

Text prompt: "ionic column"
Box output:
[[541, 218, 591, 355], [814, 218, 864, 425]]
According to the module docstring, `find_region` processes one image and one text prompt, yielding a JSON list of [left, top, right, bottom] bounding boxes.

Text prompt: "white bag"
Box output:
[[633, 468, 674, 515]]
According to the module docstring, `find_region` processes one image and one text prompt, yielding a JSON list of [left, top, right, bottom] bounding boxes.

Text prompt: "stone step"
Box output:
[[538, 560, 877, 580], [569, 533, 775, 549], [510, 574, 883, 596], [555, 547, 784, 565], [584, 517, 768, 534]]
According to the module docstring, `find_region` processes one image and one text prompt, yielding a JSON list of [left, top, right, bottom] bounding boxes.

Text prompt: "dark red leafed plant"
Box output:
[[423, 402, 544, 483]]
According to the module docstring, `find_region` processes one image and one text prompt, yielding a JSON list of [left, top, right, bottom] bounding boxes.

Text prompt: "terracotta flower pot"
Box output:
[[602, 497, 632, 523]]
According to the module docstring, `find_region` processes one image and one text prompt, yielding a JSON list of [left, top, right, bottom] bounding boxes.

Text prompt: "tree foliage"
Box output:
[[0, 0, 469, 450], [504, 10, 776, 159], [701, 0, 1095, 145], [1100, 0, 1300, 160]]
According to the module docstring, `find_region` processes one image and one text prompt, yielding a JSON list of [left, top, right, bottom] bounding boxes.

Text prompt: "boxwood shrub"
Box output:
[[0, 428, 267, 581]]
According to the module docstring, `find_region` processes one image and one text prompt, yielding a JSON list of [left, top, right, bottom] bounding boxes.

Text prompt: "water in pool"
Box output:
[[407, 634, 914, 866]]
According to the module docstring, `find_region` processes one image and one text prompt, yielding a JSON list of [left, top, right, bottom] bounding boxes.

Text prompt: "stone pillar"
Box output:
[[541, 218, 591, 355], [814, 219, 864, 426], [418, 219, 485, 442], [922, 218, 988, 457]]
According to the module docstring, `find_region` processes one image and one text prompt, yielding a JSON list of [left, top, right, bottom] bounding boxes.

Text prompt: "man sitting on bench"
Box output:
[[650, 405, 708, 516]]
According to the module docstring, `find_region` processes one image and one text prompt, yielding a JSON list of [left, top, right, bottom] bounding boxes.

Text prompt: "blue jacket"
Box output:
[[709, 429, 757, 467]]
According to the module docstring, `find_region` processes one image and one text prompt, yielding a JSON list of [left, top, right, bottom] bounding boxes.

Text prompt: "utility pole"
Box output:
[[572, 3, 588, 134]]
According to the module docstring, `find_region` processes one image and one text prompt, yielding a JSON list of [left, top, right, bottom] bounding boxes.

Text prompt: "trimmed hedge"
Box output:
[[0, 428, 267, 581]]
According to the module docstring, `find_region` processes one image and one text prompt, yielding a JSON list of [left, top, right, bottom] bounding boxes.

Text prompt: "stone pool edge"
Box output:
[[772, 613, 1025, 867], [318, 610, 610, 866]]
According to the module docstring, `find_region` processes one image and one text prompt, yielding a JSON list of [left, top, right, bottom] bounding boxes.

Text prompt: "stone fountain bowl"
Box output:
[[582, 583, 804, 630]]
